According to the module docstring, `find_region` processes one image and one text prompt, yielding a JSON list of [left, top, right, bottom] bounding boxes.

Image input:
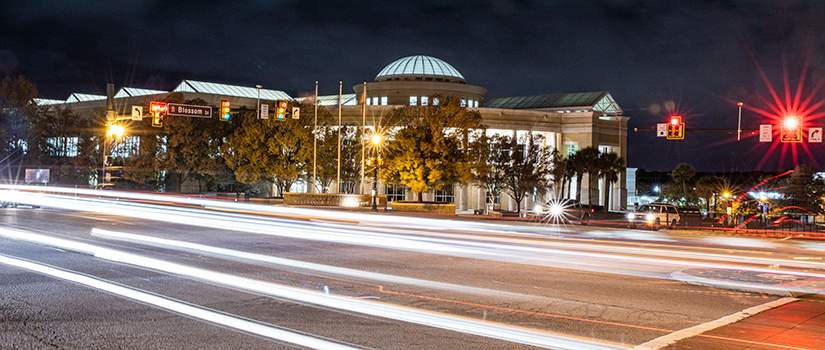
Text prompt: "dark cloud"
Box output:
[[2, 0, 825, 171]]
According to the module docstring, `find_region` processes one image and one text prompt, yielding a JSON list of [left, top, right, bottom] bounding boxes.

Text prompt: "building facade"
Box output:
[[37, 55, 628, 212]]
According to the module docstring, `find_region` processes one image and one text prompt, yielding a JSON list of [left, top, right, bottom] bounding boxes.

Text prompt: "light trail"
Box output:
[[5, 189, 825, 296], [0, 253, 360, 350], [0, 227, 626, 350], [90, 228, 542, 301]]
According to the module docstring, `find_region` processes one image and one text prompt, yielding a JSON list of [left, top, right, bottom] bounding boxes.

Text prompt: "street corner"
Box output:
[[671, 268, 825, 297]]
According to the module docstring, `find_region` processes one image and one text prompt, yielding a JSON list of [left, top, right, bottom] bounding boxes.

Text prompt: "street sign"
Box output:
[[131, 106, 143, 121], [810, 127, 822, 143], [167, 103, 212, 118], [292, 107, 300, 120], [656, 123, 666, 137], [260, 103, 269, 119], [759, 124, 772, 142]]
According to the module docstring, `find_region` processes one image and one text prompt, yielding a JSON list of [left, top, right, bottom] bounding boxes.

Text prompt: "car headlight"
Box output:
[[646, 213, 655, 221], [533, 204, 543, 213], [627, 213, 636, 220], [549, 204, 564, 216]]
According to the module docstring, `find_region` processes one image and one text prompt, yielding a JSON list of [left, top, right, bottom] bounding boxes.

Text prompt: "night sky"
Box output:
[[2, 0, 825, 172]]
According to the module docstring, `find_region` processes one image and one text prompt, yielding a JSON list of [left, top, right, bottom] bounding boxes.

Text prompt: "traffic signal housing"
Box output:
[[219, 99, 231, 121], [780, 116, 802, 143], [666, 115, 684, 140], [276, 100, 288, 120], [149, 101, 167, 127]]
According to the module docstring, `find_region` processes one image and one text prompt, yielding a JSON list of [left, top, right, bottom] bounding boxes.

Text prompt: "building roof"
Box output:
[[33, 98, 65, 106], [114, 87, 169, 98], [375, 55, 465, 83], [171, 80, 292, 100], [295, 94, 358, 106], [66, 93, 106, 103], [485, 91, 623, 114]]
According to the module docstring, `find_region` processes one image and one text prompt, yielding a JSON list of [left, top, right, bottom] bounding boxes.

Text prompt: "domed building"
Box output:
[[353, 55, 487, 107], [38, 54, 628, 212]]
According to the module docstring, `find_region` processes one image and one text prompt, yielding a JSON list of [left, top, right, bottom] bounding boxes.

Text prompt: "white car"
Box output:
[[627, 203, 680, 230]]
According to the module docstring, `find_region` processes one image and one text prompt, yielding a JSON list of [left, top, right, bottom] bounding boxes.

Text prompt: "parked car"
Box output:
[[533, 199, 592, 225], [627, 203, 680, 230]]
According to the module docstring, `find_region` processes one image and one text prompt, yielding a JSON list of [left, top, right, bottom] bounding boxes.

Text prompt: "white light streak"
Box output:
[[0, 227, 624, 350], [0, 253, 358, 350]]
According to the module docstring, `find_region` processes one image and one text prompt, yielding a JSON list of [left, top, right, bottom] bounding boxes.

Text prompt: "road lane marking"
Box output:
[[634, 297, 799, 350], [0, 253, 359, 350]]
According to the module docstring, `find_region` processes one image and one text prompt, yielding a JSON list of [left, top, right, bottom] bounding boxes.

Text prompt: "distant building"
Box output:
[[40, 55, 629, 212]]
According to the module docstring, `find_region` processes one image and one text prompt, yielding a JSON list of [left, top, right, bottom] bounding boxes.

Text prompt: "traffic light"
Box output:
[[666, 115, 684, 140], [276, 100, 288, 120], [149, 101, 167, 127], [780, 116, 802, 143], [219, 99, 231, 121]]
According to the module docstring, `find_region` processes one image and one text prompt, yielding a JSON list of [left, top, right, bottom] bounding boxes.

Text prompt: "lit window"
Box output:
[[468, 99, 474, 108], [372, 97, 378, 105], [381, 96, 388, 105], [432, 98, 439, 106], [421, 96, 429, 106], [474, 100, 479, 107], [567, 144, 578, 156], [410, 96, 417, 106], [460, 99, 466, 107], [366, 96, 371, 106]]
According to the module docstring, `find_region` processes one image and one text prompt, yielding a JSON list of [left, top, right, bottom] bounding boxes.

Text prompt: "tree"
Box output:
[[777, 163, 825, 215], [225, 100, 324, 196], [671, 163, 695, 201], [696, 175, 726, 212], [381, 96, 483, 202], [567, 146, 600, 204], [0, 75, 40, 180], [500, 133, 553, 213], [596, 151, 624, 212], [471, 132, 508, 209], [549, 148, 567, 199]]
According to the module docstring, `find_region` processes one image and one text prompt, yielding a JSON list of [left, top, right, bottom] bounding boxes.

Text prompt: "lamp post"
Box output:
[[256, 85, 262, 119], [737, 102, 744, 141], [370, 133, 381, 212], [102, 124, 124, 186]]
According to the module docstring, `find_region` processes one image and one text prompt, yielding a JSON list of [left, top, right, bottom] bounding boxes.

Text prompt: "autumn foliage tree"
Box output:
[[381, 96, 483, 202]]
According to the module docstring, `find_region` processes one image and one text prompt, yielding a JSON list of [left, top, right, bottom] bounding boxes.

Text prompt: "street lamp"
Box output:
[[370, 133, 382, 212], [737, 102, 743, 141], [102, 123, 125, 186], [256, 85, 262, 119]]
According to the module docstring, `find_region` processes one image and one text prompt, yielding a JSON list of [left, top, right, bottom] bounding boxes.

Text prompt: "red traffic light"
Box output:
[[669, 116, 681, 125], [150, 101, 168, 114], [780, 115, 802, 143], [666, 116, 684, 140]]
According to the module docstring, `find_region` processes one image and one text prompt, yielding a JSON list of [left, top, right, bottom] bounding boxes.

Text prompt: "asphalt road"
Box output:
[[1, 189, 824, 349]]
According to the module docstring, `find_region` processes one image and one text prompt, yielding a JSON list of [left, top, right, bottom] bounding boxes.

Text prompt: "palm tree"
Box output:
[[596, 152, 624, 212], [567, 147, 600, 204]]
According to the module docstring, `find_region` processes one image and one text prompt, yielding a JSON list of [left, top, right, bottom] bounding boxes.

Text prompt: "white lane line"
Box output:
[[0, 227, 626, 350], [634, 297, 798, 350], [0, 253, 358, 350]]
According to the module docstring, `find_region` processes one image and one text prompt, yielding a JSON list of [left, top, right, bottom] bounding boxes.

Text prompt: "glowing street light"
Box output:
[[371, 133, 382, 212], [102, 124, 125, 186]]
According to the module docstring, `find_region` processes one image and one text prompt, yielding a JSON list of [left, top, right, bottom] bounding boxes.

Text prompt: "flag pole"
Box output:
[[360, 82, 366, 194], [337, 81, 342, 193], [313, 81, 318, 193]]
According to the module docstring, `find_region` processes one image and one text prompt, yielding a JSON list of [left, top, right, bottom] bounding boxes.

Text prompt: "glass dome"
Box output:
[[375, 55, 465, 83]]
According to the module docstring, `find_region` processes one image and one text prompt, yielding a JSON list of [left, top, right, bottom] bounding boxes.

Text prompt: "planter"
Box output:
[[391, 201, 455, 214]]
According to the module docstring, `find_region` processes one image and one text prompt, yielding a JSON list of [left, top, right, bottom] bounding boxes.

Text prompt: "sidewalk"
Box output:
[[662, 299, 825, 350]]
